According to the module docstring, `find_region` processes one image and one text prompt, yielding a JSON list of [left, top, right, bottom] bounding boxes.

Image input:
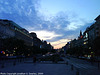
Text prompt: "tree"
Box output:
[[2, 37, 27, 56]]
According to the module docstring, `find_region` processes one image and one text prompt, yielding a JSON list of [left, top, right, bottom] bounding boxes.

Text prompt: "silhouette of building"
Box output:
[[30, 32, 42, 47], [40, 41, 53, 50], [62, 42, 70, 54], [94, 15, 100, 37], [70, 31, 84, 49], [64, 15, 100, 56], [82, 15, 100, 50], [84, 24, 95, 50], [30, 32, 54, 50]]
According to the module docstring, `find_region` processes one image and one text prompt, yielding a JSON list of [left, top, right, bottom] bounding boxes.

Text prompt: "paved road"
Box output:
[[64, 56, 100, 68], [62, 57, 100, 75]]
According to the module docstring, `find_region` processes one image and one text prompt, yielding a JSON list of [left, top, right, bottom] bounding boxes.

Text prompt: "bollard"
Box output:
[[23, 58, 25, 61], [26, 58, 27, 61], [20, 59, 21, 62], [23, 58, 24, 61], [1, 63, 4, 68], [38, 59, 40, 62], [76, 69, 79, 75], [66, 61, 68, 65], [18, 59, 19, 62], [71, 64, 74, 70], [13, 61, 16, 66], [55, 60, 58, 63]]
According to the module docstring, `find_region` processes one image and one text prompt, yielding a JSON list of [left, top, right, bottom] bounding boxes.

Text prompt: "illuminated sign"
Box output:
[[1, 51, 5, 54]]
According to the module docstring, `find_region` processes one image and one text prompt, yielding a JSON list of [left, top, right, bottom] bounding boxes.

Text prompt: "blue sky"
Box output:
[[0, 0, 100, 49]]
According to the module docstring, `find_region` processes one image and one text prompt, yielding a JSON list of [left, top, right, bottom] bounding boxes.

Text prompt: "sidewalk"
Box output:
[[0, 58, 32, 69], [0, 60, 76, 75], [1, 57, 100, 75]]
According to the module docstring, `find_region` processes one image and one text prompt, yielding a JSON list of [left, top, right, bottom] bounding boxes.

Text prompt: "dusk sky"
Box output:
[[0, 0, 100, 49]]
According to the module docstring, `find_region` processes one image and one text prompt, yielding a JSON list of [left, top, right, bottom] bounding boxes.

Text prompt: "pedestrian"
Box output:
[[90, 56, 94, 65], [33, 56, 37, 63]]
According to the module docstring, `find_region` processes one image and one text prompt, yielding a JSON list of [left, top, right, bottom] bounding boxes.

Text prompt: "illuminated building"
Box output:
[[83, 15, 100, 50]]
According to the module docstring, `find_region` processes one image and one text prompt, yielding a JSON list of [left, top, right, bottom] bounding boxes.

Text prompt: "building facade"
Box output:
[[40, 41, 53, 50], [0, 19, 15, 38], [30, 32, 42, 47], [94, 15, 100, 37], [64, 15, 100, 56], [0, 19, 33, 46]]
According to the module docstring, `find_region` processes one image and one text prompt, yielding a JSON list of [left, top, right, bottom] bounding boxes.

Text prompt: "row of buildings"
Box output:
[[62, 15, 100, 56], [0, 19, 53, 55]]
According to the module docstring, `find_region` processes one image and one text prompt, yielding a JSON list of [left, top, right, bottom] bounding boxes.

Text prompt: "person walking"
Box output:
[[33, 56, 37, 63]]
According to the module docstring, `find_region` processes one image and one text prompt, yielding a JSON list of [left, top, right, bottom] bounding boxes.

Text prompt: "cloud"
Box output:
[[0, 0, 94, 49], [50, 39, 71, 49], [64, 22, 84, 31], [30, 30, 62, 41], [0, 0, 39, 26], [65, 23, 78, 31]]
